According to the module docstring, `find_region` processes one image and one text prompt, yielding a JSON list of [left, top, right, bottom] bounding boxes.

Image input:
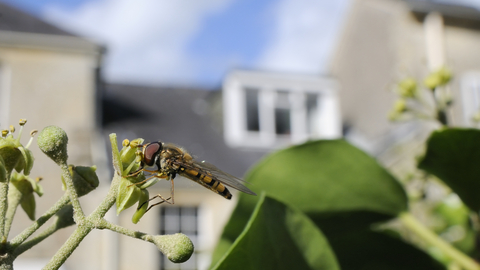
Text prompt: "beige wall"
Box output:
[[330, 0, 480, 149], [0, 32, 103, 269]]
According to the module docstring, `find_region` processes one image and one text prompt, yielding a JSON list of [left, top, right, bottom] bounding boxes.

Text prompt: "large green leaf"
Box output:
[[327, 229, 445, 270], [212, 194, 340, 270], [212, 140, 407, 265], [418, 128, 480, 211]]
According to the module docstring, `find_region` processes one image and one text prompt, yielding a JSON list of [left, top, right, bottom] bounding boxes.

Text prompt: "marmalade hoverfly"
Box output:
[[131, 141, 256, 211]]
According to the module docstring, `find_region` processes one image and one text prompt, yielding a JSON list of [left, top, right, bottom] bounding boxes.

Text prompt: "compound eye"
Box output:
[[143, 142, 162, 166]]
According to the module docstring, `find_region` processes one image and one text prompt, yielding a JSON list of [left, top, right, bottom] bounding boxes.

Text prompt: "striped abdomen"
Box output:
[[180, 168, 232, 199]]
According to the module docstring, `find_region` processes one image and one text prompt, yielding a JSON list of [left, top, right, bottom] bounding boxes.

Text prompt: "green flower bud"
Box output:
[[15, 147, 34, 176], [0, 139, 22, 176], [424, 73, 442, 90], [120, 138, 144, 176], [132, 189, 149, 224], [20, 193, 36, 220], [53, 205, 75, 230], [116, 177, 142, 215], [434, 194, 468, 227], [152, 233, 194, 263], [424, 67, 452, 90], [0, 155, 7, 182], [394, 99, 407, 113], [438, 66, 452, 85], [11, 172, 43, 196], [10, 172, 43, 220], [37, 126, 68, 165], [398, 78, 417, 98], [110, 133, 122, 174], [61, 165, 99, 197]]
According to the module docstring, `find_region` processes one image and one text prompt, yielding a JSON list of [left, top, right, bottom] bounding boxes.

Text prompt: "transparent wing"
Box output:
[[174, 159, 257, 195]]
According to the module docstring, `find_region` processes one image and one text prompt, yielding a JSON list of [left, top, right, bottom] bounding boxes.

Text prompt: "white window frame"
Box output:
[[460, 71, 480, 126], [223, 70, 341, 149]]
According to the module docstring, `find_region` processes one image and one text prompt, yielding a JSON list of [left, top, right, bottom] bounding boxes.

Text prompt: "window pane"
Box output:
[[244, 87, 260, 131], [306, 93, 319, 134], [275, 90, 291, 135], [180, 207, 197, 233], [160, 206, 199, 270], [275, 108, 291, 135]]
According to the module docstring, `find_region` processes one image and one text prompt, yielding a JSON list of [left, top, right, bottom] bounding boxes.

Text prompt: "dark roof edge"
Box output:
[[404, 0, 480, 21]]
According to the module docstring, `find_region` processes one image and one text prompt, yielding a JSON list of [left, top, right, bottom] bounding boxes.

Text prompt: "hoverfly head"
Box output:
[[142, 141, 163, 168]]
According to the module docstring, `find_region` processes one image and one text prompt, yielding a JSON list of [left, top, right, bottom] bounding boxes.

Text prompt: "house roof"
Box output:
[[102, 84, 267, 188], [0, 2, 101, 54], [0, 2, 76, 36], [405, 0, 480, 21]]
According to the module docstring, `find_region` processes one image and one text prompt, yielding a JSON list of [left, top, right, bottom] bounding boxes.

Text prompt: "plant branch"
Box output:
[[43, 174, 121, 270], [0, 180, 9, 242], [89, 174, 121, 220], [59, 163, 85, 223], [96, 218, 151, 241], [399, 212, 480, 270], [4, 185, 22, 238], [13, 218, 63, 257], [42, 225, 93, 270], [9, 193, 70, 248]]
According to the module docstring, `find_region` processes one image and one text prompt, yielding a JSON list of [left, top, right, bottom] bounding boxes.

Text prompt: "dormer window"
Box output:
[[223, 70, 341, 149]]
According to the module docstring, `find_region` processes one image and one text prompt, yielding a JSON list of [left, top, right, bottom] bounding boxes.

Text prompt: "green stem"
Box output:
[[13, 219, 62, 257], [42, 225, 93, 270], [10, 193, 70, 248], [43, 175, 121, 270], [96, 218, 151, 242], [89, 174, 120, 220], [4, 185, 22, 238], [399, 212, 480, 270], [59, 163, 85, 223], [0, 180, 9, 242], [437, 109, 448, 126]]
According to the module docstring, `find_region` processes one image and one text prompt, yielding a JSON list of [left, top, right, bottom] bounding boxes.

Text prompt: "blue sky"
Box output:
[[1, 0, 349, 87]]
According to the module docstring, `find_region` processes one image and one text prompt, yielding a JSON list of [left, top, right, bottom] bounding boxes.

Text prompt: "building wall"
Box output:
[[331, 0, 413, 142], [330, 0, 480, 153], [0, 34, 103, 269]]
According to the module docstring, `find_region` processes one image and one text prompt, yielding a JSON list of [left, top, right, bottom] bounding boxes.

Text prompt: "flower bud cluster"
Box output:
[[389, 67, 453, 125], [0, 119, 44, 219], [114, 138, 156, 223], [0, 119, 37, 179]]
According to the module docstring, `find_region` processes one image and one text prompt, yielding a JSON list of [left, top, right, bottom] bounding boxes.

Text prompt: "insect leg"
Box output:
[[170, 174, 175, 204], [127, 173, 168, 188], [126, 165, 144, 177], [126, 166, 159, 177], [142, 173, 176, 212], [145, 194, 173, 212]]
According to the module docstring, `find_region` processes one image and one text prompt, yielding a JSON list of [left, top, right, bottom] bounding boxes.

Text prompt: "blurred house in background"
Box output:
[[100, 70, 341, 269], [101, 83, 268, 270], [5, 0, 480, 269], [330, 0, 480, 168], [0, 2, 105, 270]]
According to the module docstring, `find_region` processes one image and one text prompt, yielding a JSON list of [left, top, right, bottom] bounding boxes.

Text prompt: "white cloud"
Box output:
[[42, 0, 232, 86], [256, 0, 350, 75]]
